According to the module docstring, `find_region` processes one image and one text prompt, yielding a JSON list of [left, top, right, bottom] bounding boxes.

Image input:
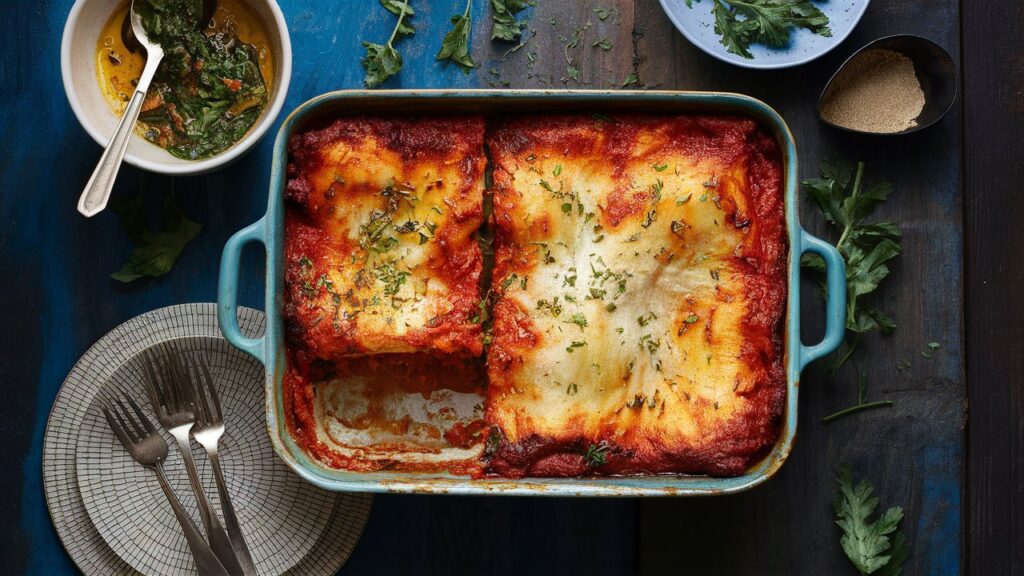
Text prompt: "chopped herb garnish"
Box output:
[[566, 340, 587, 353], [676, 193, 693, 205], [685, 313, 699, 324], [536, 297, 563, 317], [553, 164, 562, 176], [583, 443, 609, 466], [566, 313, 588, 329], [592, 39, 613, 50], [621, 71, 639, 88], [637, 311, 657, 327], [654, 163, 669, 172]]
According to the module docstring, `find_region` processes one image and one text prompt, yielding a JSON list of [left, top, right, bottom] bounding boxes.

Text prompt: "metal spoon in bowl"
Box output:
[[77, 0, 164, 218]]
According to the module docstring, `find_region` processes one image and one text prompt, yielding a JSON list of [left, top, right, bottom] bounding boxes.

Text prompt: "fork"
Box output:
[[188, 355, 257, 575], [101, 391, 229, 576], [144, 350, 245, 576]]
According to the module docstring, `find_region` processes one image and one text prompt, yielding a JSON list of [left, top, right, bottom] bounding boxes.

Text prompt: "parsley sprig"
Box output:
[[110, 189, 202, 283], [834, 465, 910, 576], [362, 0, 414, 88], [803, 158, 902, 422], [437, 0, 476, 72], [491, 0, 536, 42], [685, 0, 832, 59]]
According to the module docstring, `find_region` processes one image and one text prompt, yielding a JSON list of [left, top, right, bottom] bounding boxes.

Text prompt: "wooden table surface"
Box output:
[[1, 0, 1019, 574]]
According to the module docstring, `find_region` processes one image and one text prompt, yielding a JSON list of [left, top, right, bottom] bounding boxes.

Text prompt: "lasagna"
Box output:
[[282, 113, 787, 479], [284, 116, 486, 360], [484, 114, 787, 477]]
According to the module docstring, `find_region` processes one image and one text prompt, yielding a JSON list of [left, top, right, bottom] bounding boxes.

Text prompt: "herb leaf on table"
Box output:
[[834, 465, 910, 576], [802, 158, 902, 422], [437, 0, 476, 72], [362, 0, 414, 88], [110, 191, 202, 283], [491, 0, 536, 42], [686, 0, 832, 59]]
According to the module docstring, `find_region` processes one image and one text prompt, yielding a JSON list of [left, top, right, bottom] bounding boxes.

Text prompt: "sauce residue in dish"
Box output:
[[95, 0, 274, 160]]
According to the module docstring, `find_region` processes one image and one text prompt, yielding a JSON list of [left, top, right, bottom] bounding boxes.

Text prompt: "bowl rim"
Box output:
[[657, 0, 871, 70], [60, 0, 292, 175]]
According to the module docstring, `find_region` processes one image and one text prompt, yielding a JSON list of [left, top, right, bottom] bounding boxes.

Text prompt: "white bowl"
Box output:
[[61, 0, 292, 175]]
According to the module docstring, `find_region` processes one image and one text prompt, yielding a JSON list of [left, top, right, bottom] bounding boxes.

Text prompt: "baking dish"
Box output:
[[217, 90, 845, 496]]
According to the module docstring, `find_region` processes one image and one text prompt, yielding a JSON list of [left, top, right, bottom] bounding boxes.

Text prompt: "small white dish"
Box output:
[[61, 0, 292, 175], [658, 0, 870, 70]]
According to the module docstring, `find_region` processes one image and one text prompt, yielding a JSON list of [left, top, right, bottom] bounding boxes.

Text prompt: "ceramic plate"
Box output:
[[658, 0, 870, 69], [42, 303, 372, 575]]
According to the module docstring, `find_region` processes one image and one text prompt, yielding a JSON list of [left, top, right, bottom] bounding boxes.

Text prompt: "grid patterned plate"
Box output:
[[42, 304, 372, 575]]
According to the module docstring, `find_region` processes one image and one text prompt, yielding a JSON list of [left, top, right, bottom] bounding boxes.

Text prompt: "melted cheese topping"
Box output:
[[485, 114, 787, 477], [284, 116, 486, 359]]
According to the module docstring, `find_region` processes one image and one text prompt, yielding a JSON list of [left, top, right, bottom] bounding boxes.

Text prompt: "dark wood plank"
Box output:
[[963, 1, 1024, 574], [632, 0, 964, 574]]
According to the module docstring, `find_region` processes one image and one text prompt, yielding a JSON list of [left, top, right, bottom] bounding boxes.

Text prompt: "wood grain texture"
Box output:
[[963, 1, 1024, 574], [632, 0, 964, 574], [0, 0, 976, 574]]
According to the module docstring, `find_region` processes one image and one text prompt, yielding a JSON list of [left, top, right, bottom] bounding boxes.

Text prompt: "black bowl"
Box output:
[[818, 35, 958, 135]]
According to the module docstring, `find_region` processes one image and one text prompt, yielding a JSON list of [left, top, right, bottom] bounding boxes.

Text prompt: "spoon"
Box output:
[[77, 0, 164, 218], [817, 35, 958, 136]]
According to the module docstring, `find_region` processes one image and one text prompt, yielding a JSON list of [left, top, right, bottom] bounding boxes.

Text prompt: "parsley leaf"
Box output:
[[688, 0, 832, 60], [362, 0, 413, 87], [803, 158, 902, 369], [834, 465, 909, 576], [490, 0, 535, 42], [437, 0, 476, 72], [803, 159, 902, 422], [110, 192, 201, 283]]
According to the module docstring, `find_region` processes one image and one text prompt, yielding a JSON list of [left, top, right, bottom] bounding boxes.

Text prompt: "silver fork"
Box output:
[[188, 355, 257, 575], [101, 391, 229, 576], [144, 350, 245, 576]]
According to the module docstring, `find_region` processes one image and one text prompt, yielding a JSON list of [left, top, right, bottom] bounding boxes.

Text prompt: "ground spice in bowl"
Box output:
[[820, 49, 926, 134]]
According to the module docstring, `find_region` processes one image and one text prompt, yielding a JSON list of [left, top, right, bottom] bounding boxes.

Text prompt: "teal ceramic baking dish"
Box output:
[[218, 89, 846, 496]]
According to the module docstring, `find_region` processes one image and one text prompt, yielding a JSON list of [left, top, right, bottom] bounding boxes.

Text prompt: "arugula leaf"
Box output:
[[687, 0, 831, 59], [834, 465, 909, 576], [491, 0, 535, 42], [362, 0, 413, 87], [111, 191, 202, 283], [437, 0, 476, 72]]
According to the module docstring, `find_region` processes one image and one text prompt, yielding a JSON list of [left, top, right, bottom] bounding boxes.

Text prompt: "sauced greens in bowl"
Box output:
[[97, 0, 272, 160]]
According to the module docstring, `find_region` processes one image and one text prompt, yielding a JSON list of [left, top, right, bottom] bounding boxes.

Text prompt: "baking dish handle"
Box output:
[[218, 217, 268, 364], [799, 228, 847, 371]]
